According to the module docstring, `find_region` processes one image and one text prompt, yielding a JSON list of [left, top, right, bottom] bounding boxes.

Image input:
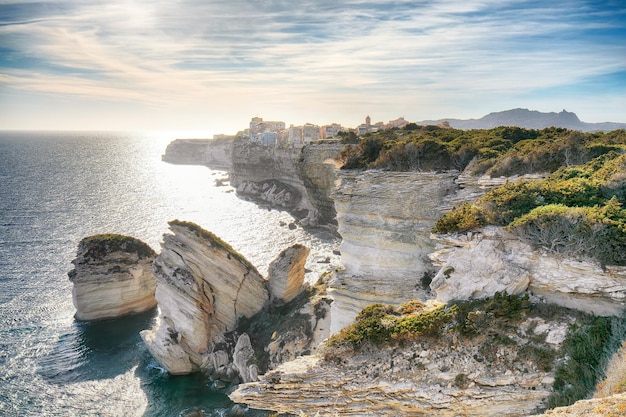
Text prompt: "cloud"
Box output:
[[1, 0, 625, 129]]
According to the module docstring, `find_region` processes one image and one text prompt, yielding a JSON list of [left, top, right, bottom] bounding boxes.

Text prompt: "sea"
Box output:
[[0, 131, 340, 417]]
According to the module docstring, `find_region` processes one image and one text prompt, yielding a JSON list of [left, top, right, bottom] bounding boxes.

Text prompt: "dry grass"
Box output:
[[596, 341, 626, 397]]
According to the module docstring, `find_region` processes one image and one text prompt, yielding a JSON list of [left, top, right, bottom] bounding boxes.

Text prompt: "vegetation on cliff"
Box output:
[[234, 275, 331, 373], [79, 234, 155, 259], [326, 293, 626, 410], [168, 220, 251, 267], [432, 153, 626, 266], [338, 125, 626, 174]]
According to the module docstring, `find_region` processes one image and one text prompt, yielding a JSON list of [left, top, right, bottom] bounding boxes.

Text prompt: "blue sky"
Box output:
[[0, 0, 625, 133]]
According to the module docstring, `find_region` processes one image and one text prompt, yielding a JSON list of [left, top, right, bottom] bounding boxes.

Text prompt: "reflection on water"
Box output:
[[0, 131, 331, 416]]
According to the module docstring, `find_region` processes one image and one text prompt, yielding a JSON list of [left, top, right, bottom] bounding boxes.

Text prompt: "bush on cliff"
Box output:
[[547, 314, 626, 408], [327, 292, 533, 350], [337, 126, 626, 174], [79, 234, 155, 259], [432, 153, 626, 266], [507, 199, 626, 267], [326, 294, 626, 410]]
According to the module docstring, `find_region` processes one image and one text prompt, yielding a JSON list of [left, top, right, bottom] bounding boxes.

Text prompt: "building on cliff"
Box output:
[[248, 117, 286, 144], [356, 115, 398, 135]]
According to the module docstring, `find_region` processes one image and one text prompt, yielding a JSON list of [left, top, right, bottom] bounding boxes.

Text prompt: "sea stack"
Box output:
[[141, 220, 269, 375], [68, 234, 157, 321], [267, 244, 310, 306]]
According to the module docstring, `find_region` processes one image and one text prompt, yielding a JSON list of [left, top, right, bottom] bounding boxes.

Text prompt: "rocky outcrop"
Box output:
[[232, 333, 258, 384], [140, 220, 324, 379], [231, 310, 572, 416], [162, 137, 234, 170], [267, 244, 310, 306], [329, 170, 460, 332], [231, 139, 344, 227], [141, 220, 269, 375], [298, 142, 344, 228], [204, 281, 332, 386], [430, 227, 626, 316], [68, 234, 157, 321], [528, 393, 626, 417]]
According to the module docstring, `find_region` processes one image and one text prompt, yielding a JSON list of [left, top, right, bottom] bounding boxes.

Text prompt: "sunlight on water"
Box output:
[[0, 131, 339, 416]]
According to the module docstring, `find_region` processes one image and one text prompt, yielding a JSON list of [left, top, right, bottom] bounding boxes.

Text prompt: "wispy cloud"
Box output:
[[1, 0, 625, 130]]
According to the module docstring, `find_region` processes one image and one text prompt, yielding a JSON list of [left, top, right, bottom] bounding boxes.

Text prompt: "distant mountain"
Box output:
[[417, 108, 626, 132]]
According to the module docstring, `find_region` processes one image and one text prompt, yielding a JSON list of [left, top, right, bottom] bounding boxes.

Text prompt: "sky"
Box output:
[[0, 0, 625, 134]]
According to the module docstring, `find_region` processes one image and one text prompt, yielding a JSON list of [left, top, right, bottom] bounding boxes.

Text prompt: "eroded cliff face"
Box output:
[[298, 142, 344, 228], [141, 220, 269, 375], [267, 244, 310, 306], [162, 137, 234, 170], [140, 220, 330, 380], [430, 226, 626, 316], [231, 309, 572, 416], [68, 234, 157, 321], [231, 139, 344, 227], [329, 170, 460, 332]]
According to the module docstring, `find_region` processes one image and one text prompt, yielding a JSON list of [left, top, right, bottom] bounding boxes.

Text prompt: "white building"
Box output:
[[321, 123, 343, 139], [302, 123, 321, 144]]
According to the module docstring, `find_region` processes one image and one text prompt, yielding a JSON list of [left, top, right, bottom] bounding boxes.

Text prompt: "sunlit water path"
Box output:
[[0, 131, 338, 416]]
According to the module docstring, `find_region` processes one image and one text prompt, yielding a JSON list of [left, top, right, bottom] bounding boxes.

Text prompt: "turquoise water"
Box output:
[[0, 131, 338, 416]]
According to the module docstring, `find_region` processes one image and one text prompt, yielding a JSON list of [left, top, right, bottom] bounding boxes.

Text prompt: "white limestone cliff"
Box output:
[[267, 244, 310, 306], [430, 226, 626, 316], [68, 234, 157, 321], [141, 220, 269, 375], [231, 139, 344, 227], [329, 170, 460, 332], [231, 311, 571, 416], [162, 137, 234, 170]]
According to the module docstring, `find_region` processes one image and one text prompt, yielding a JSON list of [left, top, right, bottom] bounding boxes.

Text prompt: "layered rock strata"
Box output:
[[329, 170, 460, 332], [267, 244, 310, 306], [430, 226, 626, 316], [231, 312, 571, 416], [231, 139, 344, 227], [141, 220, 269, 375], [328, 169, 557, 332], [297, 142, 345, 228], [68, 234, 157, 321]]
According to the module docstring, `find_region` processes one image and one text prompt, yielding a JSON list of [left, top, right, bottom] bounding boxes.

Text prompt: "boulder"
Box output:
[[233, 333, 258, 383], [267, 244, 310, 306], [68, 234, 157, 321]]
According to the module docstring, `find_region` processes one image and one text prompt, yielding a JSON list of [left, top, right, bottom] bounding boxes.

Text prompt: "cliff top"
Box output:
[[168, 220, 252, 268], [78, 234, 156, 260]]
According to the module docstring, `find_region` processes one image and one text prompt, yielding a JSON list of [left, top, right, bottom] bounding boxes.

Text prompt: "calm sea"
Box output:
[[0, 131, 339, 417]]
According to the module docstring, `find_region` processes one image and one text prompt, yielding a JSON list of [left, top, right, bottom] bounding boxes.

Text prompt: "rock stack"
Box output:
[[68, 234, 157, 321], [141, 220, 269, 375]]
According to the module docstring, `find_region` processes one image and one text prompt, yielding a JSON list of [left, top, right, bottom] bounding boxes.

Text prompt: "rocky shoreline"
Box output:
[[67, 136, 626, 416]]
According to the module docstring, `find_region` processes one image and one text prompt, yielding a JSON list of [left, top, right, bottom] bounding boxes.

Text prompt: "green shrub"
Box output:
[[432, 201, 485, 234], [338, 126, 624, 177], [455, 292, 530, 336], [507, 199, 626, 266], [432, 151, 626, 264], [391, 305, 456, 341], [80, 234, 155, 259], [329, 293, 531, 349], [327, 302, 458, 349], [548, 317, 615, 408], [481, 180, 542, 225]]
